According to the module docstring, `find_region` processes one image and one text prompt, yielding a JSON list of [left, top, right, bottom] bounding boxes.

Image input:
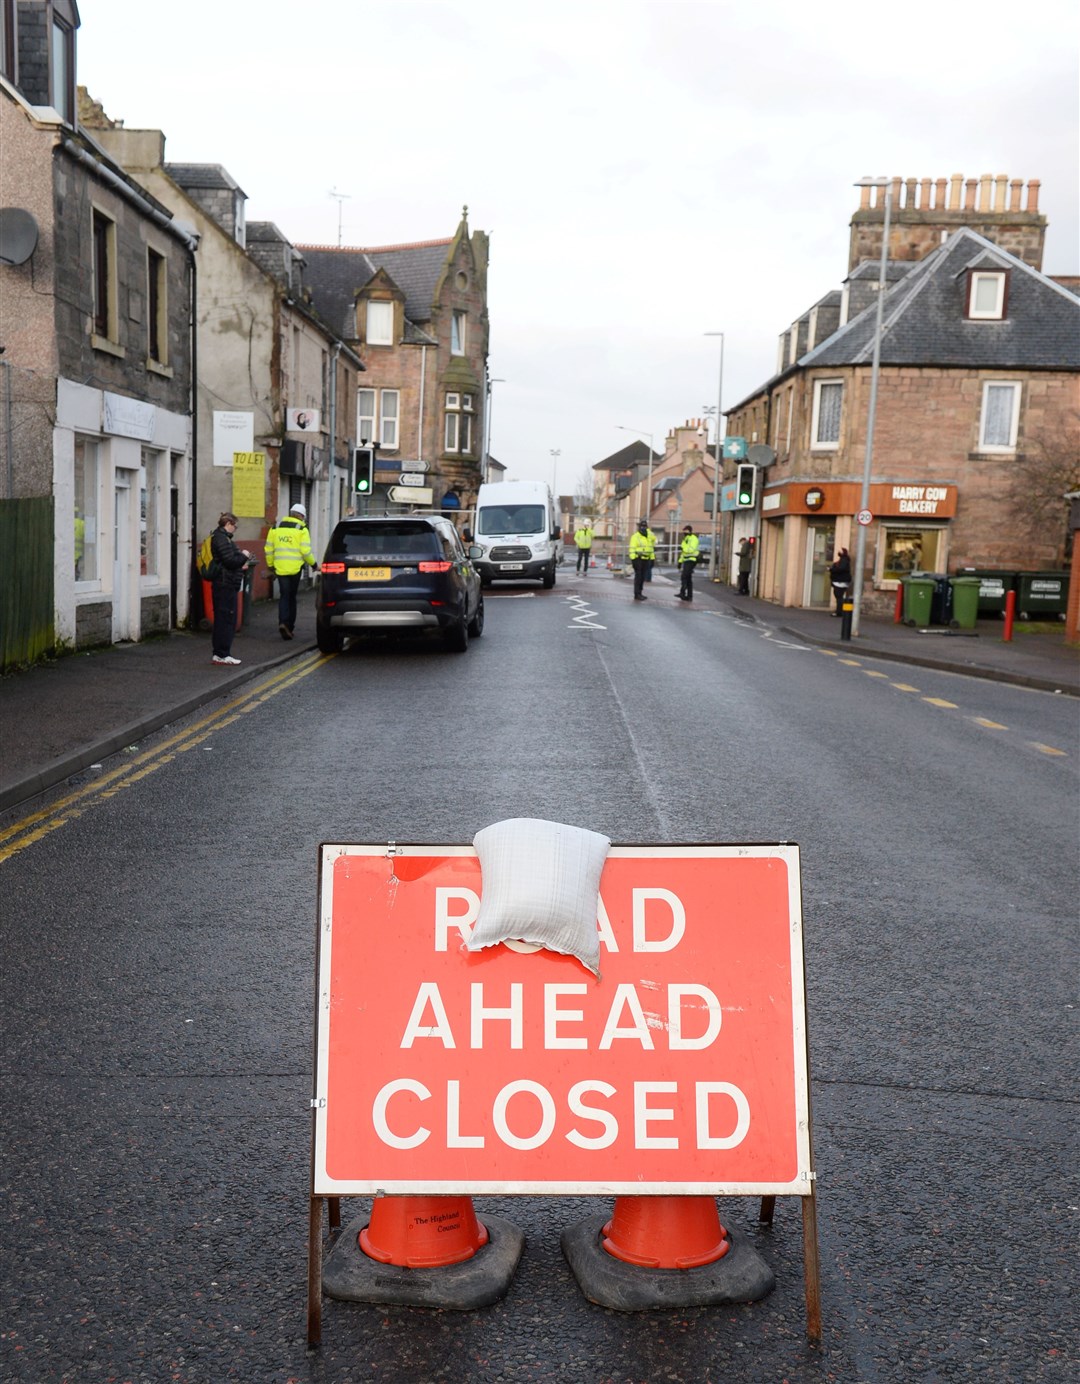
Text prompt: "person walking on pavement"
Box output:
[[677, 525, 700, 601], [210, 512, 254, 665], [629, 518, 655, 600], [265, 502, 317, 639], [737, 537, 755, 596], [828, 547, 852, 616], [574, 520, 593, 574]]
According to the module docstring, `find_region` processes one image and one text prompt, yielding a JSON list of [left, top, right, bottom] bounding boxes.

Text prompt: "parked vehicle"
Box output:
[[315, 516, 483, 654], [471, 481, 560, 588]]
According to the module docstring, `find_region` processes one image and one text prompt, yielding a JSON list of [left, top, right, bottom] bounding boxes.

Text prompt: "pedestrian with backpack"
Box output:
[[265, 502, 318, 639], [209, 512, 254, 665]]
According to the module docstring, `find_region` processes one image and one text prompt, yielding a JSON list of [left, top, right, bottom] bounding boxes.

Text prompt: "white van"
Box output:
[[471, 480, 560, 588]]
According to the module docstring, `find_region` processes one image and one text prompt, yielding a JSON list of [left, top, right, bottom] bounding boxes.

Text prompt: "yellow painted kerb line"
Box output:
[[0, 653, 325, 863]]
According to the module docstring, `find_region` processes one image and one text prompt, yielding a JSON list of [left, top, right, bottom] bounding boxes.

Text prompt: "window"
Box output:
[[147, 248, 167, 365], [978, 381, 1021, 451], [878, 526, 944, 583], [74, 438, 99, 582], [92, 209, 118, 343], [357, 389, 400, 450], [357, 389, 376, 446], [967, 271, 1008, 320], [380, 390, 399, 449], [451, 309, 466, 355], [139, 449, 162, 578], [811, 380, 842, 448], [51, 16, 74, 123], [444, 392, 474, 454], [366, 301, 393, 345]]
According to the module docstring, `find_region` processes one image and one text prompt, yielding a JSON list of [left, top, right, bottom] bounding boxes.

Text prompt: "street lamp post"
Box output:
[[483, 377, 505, 485], [614, 425, 655, 523], [850, 178, 893, 638], [704, 332, 724, 580], [549, 448, 561, 497]]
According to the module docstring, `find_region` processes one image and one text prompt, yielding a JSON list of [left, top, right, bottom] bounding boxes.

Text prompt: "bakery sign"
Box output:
[[888, 484, 955, 516]]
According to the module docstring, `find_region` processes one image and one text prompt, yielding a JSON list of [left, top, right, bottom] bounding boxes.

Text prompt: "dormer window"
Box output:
[[967, 270, 1008, 320], [366, 300, 393, 345]]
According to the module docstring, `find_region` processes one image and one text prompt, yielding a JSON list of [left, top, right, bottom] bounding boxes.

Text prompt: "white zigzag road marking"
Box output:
[[565, 595, 606, 630]]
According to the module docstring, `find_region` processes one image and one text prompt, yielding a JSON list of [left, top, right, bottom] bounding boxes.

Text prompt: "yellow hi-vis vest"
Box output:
[[629, 529, 655, 561], [574, 526, 593, 550], [680, 533, 700, 562], [265, 515, 315, 575]]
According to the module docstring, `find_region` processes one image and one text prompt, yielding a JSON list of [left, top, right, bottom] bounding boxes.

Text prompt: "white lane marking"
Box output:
[[565, 594, 606, 630], [488, 592, 536, 599]]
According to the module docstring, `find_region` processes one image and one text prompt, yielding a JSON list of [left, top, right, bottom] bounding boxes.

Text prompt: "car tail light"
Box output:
[[321, 562, 346, 574], [418, 561, 453, 573]]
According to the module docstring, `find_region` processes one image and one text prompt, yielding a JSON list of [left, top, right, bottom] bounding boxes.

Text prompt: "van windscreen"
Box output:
[[478, 504, 545, 536]]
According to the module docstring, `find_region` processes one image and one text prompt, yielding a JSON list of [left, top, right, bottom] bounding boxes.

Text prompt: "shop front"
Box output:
[[758, 480, 958, 612]]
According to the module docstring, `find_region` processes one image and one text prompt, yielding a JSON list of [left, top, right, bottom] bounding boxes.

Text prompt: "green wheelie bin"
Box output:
[[948, 576, 981, 629], [901, 575, 935, 628], [1015, 572, 1068, 620]]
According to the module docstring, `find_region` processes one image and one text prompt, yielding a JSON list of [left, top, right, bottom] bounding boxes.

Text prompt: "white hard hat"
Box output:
[[290, 503, 307, 517]]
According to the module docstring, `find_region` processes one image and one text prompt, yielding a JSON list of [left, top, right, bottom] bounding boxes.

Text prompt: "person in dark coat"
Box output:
[[210, 512, 253, 664], [828, 547, 852, 616]]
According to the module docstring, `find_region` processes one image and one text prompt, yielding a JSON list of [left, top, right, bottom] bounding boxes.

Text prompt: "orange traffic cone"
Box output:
[[323, 1194, 524, 1310], [360, 1195, 488, 1268], [601, 1195, 729, 1269], [562, 1195, 775, 1311]]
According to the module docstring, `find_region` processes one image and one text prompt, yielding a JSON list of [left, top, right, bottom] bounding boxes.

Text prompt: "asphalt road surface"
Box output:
[[2, 575, 1076, 1383]]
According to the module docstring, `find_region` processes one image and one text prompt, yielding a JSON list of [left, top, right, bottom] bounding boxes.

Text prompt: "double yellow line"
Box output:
[[0, 652, 328, 865]]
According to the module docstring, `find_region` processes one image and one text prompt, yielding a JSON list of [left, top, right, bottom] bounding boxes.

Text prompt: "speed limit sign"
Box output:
[[856, 509, 873, 526]]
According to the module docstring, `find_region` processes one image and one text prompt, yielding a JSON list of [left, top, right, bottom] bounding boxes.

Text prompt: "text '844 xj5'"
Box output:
[[316, 516, 484, 654]]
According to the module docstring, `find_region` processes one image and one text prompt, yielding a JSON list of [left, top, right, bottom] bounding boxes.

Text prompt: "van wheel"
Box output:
[[444, 618, 469, 652], [480, 573, 492, 589], [542, 563, 556, 589], [467, 596, 485, 638]]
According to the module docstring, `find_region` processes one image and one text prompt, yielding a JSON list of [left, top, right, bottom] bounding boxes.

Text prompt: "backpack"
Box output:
[[197, 532, 220, 581]]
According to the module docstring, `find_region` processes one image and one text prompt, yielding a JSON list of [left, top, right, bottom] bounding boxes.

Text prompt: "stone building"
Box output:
[[79, 107, 365, 604], [725, 175, 1080, 611], [1, 1, 196, 665], [300, 211, 490, 514]]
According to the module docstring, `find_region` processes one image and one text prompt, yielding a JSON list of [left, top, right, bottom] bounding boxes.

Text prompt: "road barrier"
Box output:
[[307, 842, 819, 1343]]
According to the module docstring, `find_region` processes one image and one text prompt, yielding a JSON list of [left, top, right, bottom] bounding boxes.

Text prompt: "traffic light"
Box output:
[[354, 446, 374, 496], [735, 463, 756, 507]]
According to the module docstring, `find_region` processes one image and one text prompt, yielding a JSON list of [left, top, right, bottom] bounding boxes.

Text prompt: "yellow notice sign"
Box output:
[[232, 451, 266, 517]]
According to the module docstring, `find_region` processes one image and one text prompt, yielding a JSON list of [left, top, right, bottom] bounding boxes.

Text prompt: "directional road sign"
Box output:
[[388, 485, 433, 504]]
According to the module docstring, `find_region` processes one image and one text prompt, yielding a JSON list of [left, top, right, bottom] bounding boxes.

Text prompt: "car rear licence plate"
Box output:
[[500, 563, 524, 570], [348, 566, 391, 580]]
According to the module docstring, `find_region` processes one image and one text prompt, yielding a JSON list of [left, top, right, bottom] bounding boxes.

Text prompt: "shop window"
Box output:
[[878, 526, 944, 582], [74, 438, 99, 582], [811, 380, 842, 449], [978, 381, 1021, 451], [140, 449, 163, 578]]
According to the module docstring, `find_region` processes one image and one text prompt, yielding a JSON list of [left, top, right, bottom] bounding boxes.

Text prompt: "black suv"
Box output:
[[316, 516, 484, 654]]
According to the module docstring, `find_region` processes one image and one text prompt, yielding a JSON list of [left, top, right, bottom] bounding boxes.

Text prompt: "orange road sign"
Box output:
[[312, 844, 812, 1198]]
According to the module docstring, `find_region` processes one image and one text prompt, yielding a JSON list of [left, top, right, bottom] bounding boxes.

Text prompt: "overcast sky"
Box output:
[[80, 0, 1079, 497]]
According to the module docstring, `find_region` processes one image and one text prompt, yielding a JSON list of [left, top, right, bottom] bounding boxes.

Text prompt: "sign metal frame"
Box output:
[[307, 841, 820, 1343]]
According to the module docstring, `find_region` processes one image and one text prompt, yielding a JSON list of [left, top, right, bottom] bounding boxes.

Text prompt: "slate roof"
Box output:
[[164, 163, 245, 195], [593, 441, 656, 471], [299, 240, 452, 342], [802, 228, 1080, 371]]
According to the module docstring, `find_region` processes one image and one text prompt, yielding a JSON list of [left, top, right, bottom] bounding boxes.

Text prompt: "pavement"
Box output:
[[2, 566, 1076, 815]]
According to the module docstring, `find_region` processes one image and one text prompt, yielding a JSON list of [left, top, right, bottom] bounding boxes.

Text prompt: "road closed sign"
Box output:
[[313, 844, 811, 1197]]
